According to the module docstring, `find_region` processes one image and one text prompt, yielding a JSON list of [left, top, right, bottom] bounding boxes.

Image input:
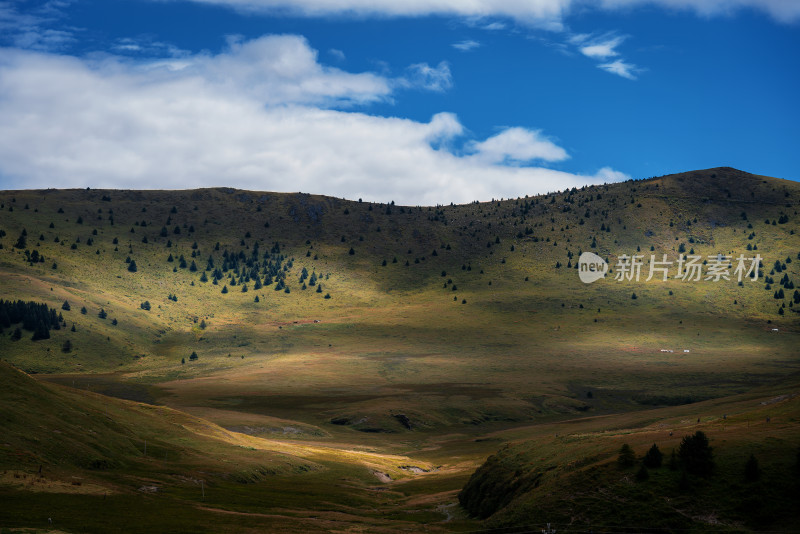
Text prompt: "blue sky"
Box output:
[[0, 0, 797, 204]]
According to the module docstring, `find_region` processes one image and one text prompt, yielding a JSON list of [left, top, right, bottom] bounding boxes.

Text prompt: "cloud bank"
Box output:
[[165, 0, 800, 23], [0, 35, 627, 205]]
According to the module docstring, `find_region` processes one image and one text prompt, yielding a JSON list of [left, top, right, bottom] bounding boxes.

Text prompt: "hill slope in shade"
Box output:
[[0, 359, 459, 532], [459, 383, 800, 530]]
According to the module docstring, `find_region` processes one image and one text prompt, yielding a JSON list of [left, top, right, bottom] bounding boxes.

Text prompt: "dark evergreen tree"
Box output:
[[62, 300, 70, 311], [128, 260, 138, 272], [617, 443, 636, 468], [13, 231, 26, 249], [744, 454, 760, 482], [31, 322, 50, 340], [643, 444, 663, 468], [678, 431, 714, 476], [0, 299, 60, 339]]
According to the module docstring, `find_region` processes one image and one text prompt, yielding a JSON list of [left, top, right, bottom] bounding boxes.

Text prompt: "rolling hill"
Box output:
[[0, 166, 798, 532]]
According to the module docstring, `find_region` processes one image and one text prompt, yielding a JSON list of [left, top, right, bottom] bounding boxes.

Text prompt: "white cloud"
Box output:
[[591, 166, 630, 183], [468, 128, 569, 165], [12, 28, 75, 50], [597, 58, 638, 79], [328, 48, 346, 61], [152, 0, 800, 23], [112, 36, 189, 58], [402, 61, 453, 92], [579, 35, 626, 59], [36, 1, 74, 16], [597, 0, 800, 23], [569, 32, 639, 79], [0, 38, 628, 205], [0, 0, 76, 51], [452, 39, 480, 51], [567, 33, 590, 44], [482, 21, 508, 30], [180, 0, 571, 23], [194, 34, 391, 107]]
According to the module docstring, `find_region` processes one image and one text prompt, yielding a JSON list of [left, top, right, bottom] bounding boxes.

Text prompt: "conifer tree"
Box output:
[[643, 444, 663, 468], [678, 431, 714, 476], [618, 444, 636, 468], [744, 453, 760, 482]]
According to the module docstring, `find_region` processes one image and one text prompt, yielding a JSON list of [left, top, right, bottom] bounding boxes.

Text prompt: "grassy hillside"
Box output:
[[459, 380, 800, 531], [0, 166, 798, 531], [0, 359, 477, 533]]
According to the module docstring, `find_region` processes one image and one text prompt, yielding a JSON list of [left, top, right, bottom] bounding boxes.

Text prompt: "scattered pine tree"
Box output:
[[643, 444, 663, 468], [618, 444, 636, 468]]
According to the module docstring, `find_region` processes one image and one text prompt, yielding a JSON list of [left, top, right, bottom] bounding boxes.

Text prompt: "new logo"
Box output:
[[578, 252, 608, 284]]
